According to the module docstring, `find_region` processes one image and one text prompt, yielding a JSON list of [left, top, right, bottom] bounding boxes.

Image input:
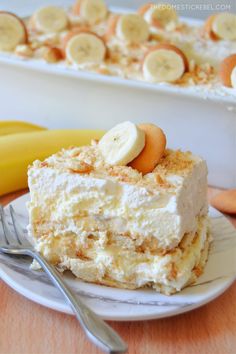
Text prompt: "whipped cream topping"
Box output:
[[28, 146, 208, 250]]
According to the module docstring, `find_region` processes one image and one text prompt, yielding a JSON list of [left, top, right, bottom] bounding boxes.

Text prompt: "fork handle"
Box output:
[[28, 250, 127, 354]]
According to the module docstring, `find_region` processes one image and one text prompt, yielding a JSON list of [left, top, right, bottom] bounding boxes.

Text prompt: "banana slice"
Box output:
[[66, 32, 106, 64], [140, 3, 178, 30], [98, 121, 145, 166], [212, 12, 236, 40], [116, 14, 149, 44], [143, 44, 188, 83], [61, 26, 90, 51], [0, 12, 27, 51], [219, 54, 236, 87], [231, 66, 236, 89], [79, 0, 108, 24], [33, 6, 68, 33]]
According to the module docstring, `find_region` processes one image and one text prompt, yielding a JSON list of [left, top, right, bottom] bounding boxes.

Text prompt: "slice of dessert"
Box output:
[[28, 122, 210, 295]]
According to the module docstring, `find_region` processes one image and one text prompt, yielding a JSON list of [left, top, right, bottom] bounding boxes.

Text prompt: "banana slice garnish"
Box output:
[[98, 121, 145, 166], [204, 12, 236, 41], [0, 12, 27, 51], [116, 14, 149, 44], [212, 12, 236, 40], [143, 44, 188, 83], [79, 0, 108, 24], [66, 32, 106, 65], [32, 6, 68, 33], [139, 3, 178, 31]]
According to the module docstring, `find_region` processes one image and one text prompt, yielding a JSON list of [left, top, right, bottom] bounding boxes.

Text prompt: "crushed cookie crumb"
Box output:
[[155, 149, 194, 175], [43, 46, 63, 63], [70, 150, 81, 158], [108, 165, 141, 183], [155, 174, 172, 188], [96, 67, 112, 76], [32, 145, 200, 192], [76, 251, 91, 261], [193, 265, 203, 277], [91, 139, 99, 146], [168, 262, 178, 280], [69, 161, 93, 174], [176, 63, 216, 86], [139, 236, 159, 253]]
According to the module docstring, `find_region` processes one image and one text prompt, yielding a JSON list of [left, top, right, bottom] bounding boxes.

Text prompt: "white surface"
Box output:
[[0, 193, 235, 321]]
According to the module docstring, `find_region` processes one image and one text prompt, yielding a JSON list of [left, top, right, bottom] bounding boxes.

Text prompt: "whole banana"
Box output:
[[0, 120, 46, 136], [0, 129, 104, 196]]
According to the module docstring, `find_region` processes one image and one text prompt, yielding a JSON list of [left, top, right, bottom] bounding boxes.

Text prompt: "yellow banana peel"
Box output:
[[0, 120, 46, 136], [0, 129, 104, 196]]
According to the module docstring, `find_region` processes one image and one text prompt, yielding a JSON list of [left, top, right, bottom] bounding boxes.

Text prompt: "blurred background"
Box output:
[[0, 0, 235, 188], [1, 0, 235, 18]]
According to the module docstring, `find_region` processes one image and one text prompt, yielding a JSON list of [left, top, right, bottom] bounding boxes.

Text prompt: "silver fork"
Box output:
[[0, 204, 127, 354]]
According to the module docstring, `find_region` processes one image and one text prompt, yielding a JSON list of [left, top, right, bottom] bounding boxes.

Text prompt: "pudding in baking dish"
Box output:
[[0, 1, 236, 89], [27, 122, 211, 295]]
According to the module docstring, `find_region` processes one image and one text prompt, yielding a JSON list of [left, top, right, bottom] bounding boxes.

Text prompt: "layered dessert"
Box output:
[[0, 1, 236, 91], [28, 122, 211, 294]]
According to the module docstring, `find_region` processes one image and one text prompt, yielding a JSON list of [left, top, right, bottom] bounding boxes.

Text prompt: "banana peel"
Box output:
[[0, 120, 46, 136]]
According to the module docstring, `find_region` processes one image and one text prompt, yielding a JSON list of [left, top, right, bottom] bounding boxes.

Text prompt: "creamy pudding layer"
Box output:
[[62, 216, 210, 295], [30, 215, 210, 295]]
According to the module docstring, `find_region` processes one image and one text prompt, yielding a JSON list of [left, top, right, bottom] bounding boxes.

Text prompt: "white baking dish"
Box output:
[[0, 12, 235, 188]]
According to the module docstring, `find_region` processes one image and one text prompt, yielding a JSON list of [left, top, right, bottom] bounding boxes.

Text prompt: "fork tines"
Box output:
[[0, 204, 24, 246]]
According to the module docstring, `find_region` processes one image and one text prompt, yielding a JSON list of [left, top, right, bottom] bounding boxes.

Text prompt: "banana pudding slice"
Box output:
[[28, 122, 210, 295]]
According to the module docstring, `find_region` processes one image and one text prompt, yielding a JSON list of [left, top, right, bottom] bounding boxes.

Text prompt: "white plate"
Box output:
[[0, 194, 236, 321]]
